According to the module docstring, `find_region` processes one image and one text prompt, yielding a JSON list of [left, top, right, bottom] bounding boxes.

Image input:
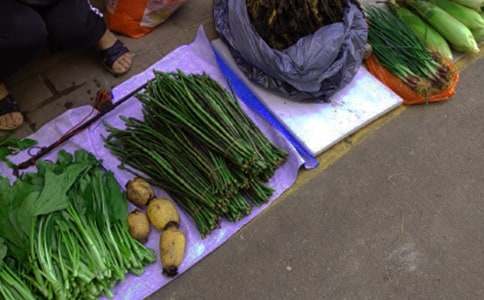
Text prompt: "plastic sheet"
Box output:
[[0, 28, 305, 300]]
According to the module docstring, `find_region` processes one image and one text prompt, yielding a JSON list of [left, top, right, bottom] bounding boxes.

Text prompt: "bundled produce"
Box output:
[[106, 71, 288, 236], [405, 0, 480, 53], [214, 0, 367, 101], [390, 2, 453, 60], [246, 0, 346, 50], [366, 6, 454, 97], [0, 150, 156, 300]]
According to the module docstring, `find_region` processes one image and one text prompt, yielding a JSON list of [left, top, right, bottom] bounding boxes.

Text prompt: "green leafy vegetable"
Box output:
[[0, 150, 156, 300], [0, 135, 37, 168]]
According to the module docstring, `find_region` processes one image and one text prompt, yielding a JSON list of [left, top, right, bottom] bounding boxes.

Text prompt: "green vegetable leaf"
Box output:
[[34, 163, 90, 216], [0, 177, 30, 260], [105, 171, 128, 222], [16, 138, 37, 150], [57, 150, 73, 168], [0, 136, 38, 169], [0, 147, 9, 161], [0, 237, 7, 262]]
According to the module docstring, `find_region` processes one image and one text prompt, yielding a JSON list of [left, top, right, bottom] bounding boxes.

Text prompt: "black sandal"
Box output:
[[0, 95, 23, 130], [101, 40, 132, 76]]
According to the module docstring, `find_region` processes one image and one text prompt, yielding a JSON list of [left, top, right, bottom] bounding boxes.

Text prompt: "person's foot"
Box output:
[[98, 30, 133, 76], [0, 83, 24, 131]]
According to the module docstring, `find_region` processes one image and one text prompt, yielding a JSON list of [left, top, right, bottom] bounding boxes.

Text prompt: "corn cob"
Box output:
[[390, 2, 453, 60], [452, 0, 484, 11], [431, 0, 484, 30], [406, 0, 480, 53]]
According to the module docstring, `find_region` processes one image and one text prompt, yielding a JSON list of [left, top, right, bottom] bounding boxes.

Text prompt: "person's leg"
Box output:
[[0, 0, 48, 130], [43, 0, 132, 75]]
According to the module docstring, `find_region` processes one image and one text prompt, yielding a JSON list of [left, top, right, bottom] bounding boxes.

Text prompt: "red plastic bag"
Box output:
[[106, 0, 187, 38], [365, 55, 460, 105]]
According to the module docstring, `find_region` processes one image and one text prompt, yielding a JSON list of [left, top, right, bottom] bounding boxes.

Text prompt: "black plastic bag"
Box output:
[[214, 0, 368, 102]]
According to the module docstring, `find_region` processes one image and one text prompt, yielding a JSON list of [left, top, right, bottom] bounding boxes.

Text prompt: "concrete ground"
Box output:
[[4, 1, 484, 299]]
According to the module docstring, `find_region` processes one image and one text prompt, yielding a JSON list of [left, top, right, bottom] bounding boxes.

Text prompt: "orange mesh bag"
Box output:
[[106, 0, 187, 38], [365, 55, 460, 105]]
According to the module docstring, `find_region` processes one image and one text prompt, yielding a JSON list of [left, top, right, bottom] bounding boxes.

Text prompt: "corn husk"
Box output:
[[451, 0, 484, 11], [391, 3, 453, 60], [406, 0, 480, 53], [473, 27, 484, 42], [431, 0, 484, 30]]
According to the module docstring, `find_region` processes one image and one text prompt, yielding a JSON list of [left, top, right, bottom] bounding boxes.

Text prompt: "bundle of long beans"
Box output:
[[246, 0, 347, 50], [106, 71, 287, 236], [366, 6, 453, 95]]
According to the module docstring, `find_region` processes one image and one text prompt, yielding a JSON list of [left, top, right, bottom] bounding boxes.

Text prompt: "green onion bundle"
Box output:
[[366, 5, 453, 96], [106, 71, 288, 236], [247, 0, 347, 50], [0, 150, 156, 300]]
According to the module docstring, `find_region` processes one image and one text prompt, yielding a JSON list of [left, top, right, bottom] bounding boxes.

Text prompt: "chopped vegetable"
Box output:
[[390, 2, 453, 60], [430, 0, 484, 30], [405, 0, 480, 53], [106, 71, 287, 236]]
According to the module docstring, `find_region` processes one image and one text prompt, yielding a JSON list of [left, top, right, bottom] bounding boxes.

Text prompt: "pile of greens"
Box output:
[[0, 150, 155, 300], [106, 71, 288, 236], [246, 0, 347, 50]]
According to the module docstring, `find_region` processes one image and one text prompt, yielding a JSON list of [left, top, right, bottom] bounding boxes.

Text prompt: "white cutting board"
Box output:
[[212, 39, 403, 155]]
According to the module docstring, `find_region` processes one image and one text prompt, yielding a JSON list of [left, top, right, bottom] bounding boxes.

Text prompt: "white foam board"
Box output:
[[212, 39, 403, 155]]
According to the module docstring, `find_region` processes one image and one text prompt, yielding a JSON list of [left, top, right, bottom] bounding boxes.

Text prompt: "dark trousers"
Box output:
[[0, 0, 106, 81]]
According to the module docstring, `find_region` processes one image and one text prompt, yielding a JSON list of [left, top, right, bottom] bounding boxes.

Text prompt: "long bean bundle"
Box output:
[[366, 6, 453, 96], [247, 0, 347, 50], [106, 71, 287, 236]]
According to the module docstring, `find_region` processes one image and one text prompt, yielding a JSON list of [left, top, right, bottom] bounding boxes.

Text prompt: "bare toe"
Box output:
[[0, 112, 23, 130], [112, 53, 133, 75]]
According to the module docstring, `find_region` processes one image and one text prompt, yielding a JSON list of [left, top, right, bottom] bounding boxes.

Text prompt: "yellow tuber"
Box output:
[[127, 210, 151, 244], [147, 198, 180, 231], [126, 177, 154, 207], [160, 224, 186, 277]]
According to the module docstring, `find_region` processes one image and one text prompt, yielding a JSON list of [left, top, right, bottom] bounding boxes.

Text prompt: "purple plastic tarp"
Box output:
[[0, 28, 305, 299]]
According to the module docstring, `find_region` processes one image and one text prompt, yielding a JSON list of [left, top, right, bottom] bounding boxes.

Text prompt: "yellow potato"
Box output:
[[128, 210, 151, 244], [160, 225, 186, 277], [126, 177, 154, 207], [147, 198, 180, 231]]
